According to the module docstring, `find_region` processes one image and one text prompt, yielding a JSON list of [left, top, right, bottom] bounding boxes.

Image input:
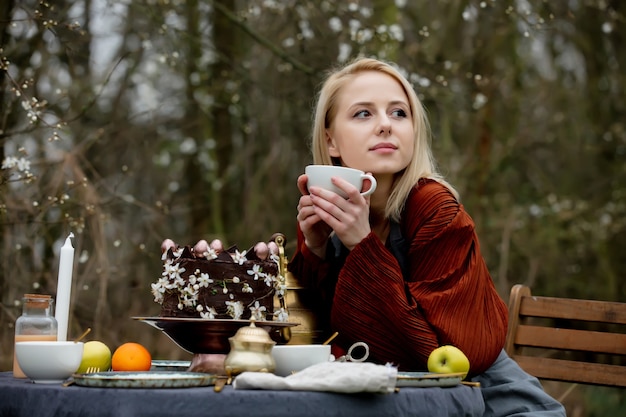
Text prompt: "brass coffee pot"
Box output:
[[224, 320, 276, 377]]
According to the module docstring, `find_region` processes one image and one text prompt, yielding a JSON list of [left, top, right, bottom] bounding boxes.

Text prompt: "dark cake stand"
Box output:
[[133, 317, 298, 374]]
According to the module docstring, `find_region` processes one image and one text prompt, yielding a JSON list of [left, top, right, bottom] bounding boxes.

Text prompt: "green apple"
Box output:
[[76, 340, 112, 373], [427, 345, 470, 379]]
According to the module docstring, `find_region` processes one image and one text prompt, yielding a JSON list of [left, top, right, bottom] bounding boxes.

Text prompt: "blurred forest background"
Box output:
[[1, 0, 624, 415]]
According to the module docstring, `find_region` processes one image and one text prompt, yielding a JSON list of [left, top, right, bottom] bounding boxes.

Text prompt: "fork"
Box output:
[[62, 366, 101, 387]]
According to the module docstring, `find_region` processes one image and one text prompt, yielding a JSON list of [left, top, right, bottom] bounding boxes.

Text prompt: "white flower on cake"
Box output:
[[249, 301, 266, 321], [182, 284, 198, 299], [242, 283, 253, 293], [203, 248, 218, 259], [263, 274, 275, 287], [187, 274, 201, 291], [165, 262, 186, 281], [273, 307, 289, 322], [151, 279, 167, 303], [197, 273, 212, 287], [275, 283, 287, 297], [247, 264, 262, 280], [232, 249, 247, 265], [225, 300, 244, 319], [173, 275, 185, 289], [232, 276, 240, 284], [200, 307, 217, 319], [181, 294, 195, 308]]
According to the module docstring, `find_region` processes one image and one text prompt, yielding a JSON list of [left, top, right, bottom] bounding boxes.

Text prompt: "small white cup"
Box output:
[[305, 165, 377, 198], [272, 344, 332, 376]]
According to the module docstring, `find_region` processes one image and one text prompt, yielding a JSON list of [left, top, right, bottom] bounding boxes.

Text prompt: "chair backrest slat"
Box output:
[[515, 324, 626, 355], [513, 356, 626, 387], [519, 295, 626, 324]]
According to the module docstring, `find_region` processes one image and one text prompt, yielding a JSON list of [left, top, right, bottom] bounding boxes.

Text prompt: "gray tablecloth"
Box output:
[[0, 372, 484, 417]]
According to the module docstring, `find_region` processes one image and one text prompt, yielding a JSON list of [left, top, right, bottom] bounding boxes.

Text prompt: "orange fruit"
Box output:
[[111, 342, 152, 371]]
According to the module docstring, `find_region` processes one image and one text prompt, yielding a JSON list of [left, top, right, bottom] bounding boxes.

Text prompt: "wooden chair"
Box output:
[[505, 284, 626, 387]]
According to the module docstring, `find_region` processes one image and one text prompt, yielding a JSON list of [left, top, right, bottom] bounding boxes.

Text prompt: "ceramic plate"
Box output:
[[151, 360, 192, 372], [72, 371, 216, 388], [395, 372, 463, 388]]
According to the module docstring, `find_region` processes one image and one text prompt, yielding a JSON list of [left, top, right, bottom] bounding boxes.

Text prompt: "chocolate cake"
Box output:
[[152, 244, 285, 321]]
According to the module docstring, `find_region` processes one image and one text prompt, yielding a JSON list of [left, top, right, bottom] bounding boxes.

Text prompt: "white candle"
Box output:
[[55, 232, 75, 341]]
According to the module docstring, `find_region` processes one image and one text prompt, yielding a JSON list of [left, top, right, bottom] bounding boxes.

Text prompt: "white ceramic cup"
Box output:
[[272, 344, 332, 377], [305, 165, 377, 198]]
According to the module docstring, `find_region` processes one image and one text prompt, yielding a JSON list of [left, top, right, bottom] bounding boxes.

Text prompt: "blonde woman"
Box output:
[[289, 57, 565, 417]]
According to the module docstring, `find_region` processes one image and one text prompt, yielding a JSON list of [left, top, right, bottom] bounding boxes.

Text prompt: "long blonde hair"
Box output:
[[310, 57, 458, 221]]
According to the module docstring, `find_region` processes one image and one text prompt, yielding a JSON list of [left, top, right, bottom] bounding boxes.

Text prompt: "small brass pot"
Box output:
[[224, 321, 276, 377]]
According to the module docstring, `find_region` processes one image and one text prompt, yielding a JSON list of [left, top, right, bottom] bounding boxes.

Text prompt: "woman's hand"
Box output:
[[296, 174, 333, 258], [160, 238, 278, 260], [161, 238, 225, 255], [297, 173, 371, 253], [253, 241, 279, 260]]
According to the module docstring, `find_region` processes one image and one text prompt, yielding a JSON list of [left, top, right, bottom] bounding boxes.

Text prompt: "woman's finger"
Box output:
[[254, 242, 269, 260], [161, 239, 176, 253], [297, 174, 309, 196]]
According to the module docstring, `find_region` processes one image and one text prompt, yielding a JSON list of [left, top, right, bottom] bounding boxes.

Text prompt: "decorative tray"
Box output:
[[72, 371, 216, 388], [133, 317, 298, 354], [395, 372, 464, 388]]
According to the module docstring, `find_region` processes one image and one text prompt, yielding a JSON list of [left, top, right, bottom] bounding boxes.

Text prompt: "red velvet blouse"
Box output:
[[287, 179, 508, 376]]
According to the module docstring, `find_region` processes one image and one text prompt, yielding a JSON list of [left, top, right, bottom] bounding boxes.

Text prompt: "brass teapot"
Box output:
[[224, 320, 276, 377]]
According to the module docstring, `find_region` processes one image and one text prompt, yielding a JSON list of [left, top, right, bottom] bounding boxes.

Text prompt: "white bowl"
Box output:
[[15, 341, 84, 384], [271, 344, 331, 376]]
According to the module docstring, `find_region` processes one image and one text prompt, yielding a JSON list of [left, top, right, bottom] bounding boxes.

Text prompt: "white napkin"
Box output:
[[233, 361, 397, 394]]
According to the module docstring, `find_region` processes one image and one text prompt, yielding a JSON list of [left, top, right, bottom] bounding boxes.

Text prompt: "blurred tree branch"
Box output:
[[209, 0, 314, 75]]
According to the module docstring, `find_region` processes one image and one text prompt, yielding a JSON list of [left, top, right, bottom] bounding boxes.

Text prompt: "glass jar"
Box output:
[[13, 294, 58, 378]]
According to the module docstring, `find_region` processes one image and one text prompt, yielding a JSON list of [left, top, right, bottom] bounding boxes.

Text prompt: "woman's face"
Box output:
[[326, 71, 414, 177]]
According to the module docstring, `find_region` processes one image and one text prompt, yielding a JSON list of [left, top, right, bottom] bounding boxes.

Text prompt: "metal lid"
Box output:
[[230, 320, 274, 344]]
